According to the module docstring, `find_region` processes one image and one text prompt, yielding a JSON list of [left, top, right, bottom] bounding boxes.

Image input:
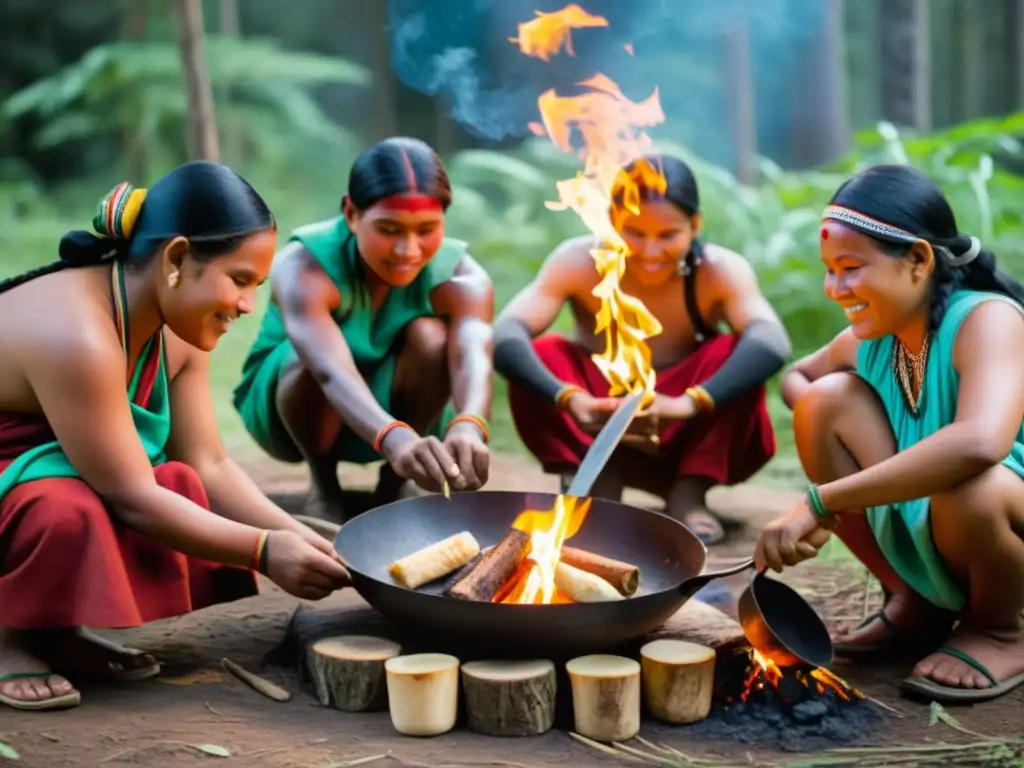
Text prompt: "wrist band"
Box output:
[[373, 420, 413, 454], [555, 384, 584, 409], [445, 414, 490, 443], [806, 484, 831, 522], [685, 386, 715, 411], [252, 530, 270, 574]]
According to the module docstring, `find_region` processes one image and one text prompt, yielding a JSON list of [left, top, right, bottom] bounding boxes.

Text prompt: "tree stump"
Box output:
[[307, 635, 402, 712], [461, 659, 557, 736], [385, 653, 461, 737], [565, 654, 641, 742], [640, 639, 716, 723]]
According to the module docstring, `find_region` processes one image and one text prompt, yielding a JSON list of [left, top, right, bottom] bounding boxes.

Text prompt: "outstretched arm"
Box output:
[[694, 253, 792, 407], [492, 240, 582, 403], [818, 300, 1024, 513], [430, 254, 496, 426], [164, 339, 331, 546]]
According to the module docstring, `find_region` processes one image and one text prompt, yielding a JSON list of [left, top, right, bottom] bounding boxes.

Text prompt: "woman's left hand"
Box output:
[[443, 422, 490, 491], [755, 498, 836, 573]]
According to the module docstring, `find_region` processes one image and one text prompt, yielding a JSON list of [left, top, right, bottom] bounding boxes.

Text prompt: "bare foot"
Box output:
[[31, 628, 159, 681], [303, 489, 345, 524], [679, 508, 725, 546], [833, 589, 955, 651], [0, 630, 79, 709], [910, 624, 1024, 691]]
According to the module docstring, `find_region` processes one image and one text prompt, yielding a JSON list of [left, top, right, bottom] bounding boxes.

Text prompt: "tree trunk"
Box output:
[[174, 0, 219, 161], [218, 0, 241, 164], [880, 0, 931, 131], [122, 0, 149, 179], [722, 15, 757, 184]]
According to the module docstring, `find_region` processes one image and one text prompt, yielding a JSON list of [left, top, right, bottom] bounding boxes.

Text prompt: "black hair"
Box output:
[[610, 153, 704, 272], [0, 160, 276, 296], [345, 136, 452, 212], [828, 164, 1024, 332]]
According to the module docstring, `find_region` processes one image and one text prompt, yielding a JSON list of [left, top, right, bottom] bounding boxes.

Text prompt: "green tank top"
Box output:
[[234, 215, 466, 403], [857, 288, 1024, 610]]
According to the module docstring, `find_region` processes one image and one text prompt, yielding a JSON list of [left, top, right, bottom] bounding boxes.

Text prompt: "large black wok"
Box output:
[[332, 489, 831, 661]]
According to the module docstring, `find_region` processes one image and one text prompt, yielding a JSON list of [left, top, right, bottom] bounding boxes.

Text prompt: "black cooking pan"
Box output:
[[332, 490, 834, 664]]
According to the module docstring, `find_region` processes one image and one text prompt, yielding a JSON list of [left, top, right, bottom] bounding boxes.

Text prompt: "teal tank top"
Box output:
[[233, 215, 466, 406], [856, 288, 1024, 611]]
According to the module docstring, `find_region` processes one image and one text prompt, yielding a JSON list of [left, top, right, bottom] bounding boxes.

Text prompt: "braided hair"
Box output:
[[0, 161, 276, 297], [825, 164, 1024, 333]]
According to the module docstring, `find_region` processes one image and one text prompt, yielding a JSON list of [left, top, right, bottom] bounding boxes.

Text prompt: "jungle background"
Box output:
[[2, 0, 1023, 476]]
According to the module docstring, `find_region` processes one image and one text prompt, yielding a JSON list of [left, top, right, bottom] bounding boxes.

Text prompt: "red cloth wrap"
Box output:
[[507, 334, 776, 498], [0, 349, 258, 630]]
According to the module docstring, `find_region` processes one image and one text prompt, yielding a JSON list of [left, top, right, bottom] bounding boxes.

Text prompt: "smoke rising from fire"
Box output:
[[386, 0, 825, 165]]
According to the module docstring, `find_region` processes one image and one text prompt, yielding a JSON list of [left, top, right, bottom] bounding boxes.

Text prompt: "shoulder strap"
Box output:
[[678, 241, 719, 343]]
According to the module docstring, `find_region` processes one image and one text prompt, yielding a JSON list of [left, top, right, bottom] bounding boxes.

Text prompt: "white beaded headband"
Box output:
[[822, 204, 981, 267]]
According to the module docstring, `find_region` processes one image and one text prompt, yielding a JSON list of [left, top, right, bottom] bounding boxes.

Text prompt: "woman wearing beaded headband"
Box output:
[[755, 163, 1024, 703], [233, 137, 495, 520], [0, 161, 351, 712]]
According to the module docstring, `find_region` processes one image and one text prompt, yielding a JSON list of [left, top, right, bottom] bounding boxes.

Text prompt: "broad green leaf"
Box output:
[[0, 741, 20, 760], [194, 743, 232, 757]]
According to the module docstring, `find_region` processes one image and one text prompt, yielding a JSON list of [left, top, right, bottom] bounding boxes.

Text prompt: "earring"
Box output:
[[168, 272, 180, 288]]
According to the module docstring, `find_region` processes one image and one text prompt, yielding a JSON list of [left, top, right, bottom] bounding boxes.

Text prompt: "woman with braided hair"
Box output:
[[755, 164, 1024, 703], [0, 161, 350, 712]]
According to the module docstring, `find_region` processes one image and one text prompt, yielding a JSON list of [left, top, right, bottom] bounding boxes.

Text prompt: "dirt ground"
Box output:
[[2, 454, 1022, 768]]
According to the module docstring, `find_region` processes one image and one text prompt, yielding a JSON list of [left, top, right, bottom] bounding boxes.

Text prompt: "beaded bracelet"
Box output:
[[806, 484, 831, 522], [252, 530, 270, 575], [446, 413, 490, 443], [373, 420, 413, 455], [685, 385, 715, 412]]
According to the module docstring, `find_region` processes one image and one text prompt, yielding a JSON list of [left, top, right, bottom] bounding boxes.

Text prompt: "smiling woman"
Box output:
[[232, 137, 496, 520], [763, 163, 1024, 705], [0, 161, 353, 713]]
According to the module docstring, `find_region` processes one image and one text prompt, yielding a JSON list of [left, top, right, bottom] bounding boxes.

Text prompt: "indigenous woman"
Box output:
[[757, 164, 1024, 703], [494, 154, 790, 544], [233, 137, 495, 521], [0, 162, 351, 712]]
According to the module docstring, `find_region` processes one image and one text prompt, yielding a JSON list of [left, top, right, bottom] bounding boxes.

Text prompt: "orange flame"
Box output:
[[740, 649, 862, 703], [499, 6, 665, 601]]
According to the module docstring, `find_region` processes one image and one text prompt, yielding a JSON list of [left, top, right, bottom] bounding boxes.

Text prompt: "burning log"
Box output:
[[640, 639, 715, 724], [384, 653, 461, 736], [445, 528, 531, 601], [565, 654, 641, 742], [307, 635, 401, 712], [559, 546, 639, 596], [555, 561, 623, 602], [388, 531, 481, 589], [461, 660, 556, 736]]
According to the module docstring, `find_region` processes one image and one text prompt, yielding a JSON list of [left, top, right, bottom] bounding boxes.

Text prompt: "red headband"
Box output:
[[379, 194, 443, 213]]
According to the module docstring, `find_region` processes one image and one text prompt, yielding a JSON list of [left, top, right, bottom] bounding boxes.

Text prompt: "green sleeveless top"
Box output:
[[857, 288, 1024, 611], [233, 215, 467, 408]]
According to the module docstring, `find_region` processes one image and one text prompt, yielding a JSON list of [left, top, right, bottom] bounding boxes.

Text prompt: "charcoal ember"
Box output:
[[791, 699, 829, 723], [776, 674, 807, 704]]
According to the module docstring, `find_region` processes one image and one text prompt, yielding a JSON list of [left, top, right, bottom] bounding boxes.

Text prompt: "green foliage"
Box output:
[[1, 36, 371, 178]]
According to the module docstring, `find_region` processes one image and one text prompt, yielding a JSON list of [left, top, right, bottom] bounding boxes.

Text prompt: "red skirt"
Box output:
[[0, 416, 259, 629], [507, 334, 776, 498]]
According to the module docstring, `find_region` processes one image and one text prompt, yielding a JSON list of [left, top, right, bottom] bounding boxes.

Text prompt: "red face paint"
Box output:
[[378, 194, 443, 213], [820, 226, 829, 240]]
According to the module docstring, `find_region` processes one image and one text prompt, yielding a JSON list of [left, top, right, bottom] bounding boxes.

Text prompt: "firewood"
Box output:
[[460, 660, 556, 736], [306, 635, 402, 712], [555, 562, 624, 602], [388, 531, 481, 589], [384, 654, 461, 736], [640, 639, 716, 723], [446, 528, 531, 602], [559, 546, 639, 596], [565, 654, 641, 742], [220, 658, 291, 702]]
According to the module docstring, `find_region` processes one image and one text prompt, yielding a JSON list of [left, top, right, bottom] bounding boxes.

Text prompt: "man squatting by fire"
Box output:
[[493, 154, 792, 545]]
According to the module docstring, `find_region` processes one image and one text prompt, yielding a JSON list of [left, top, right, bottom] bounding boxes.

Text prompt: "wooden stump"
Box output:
[[565, 654, 641, 742], [461, 660, 556, 736], [385, 653, 461, 736], [307, 635, 402, 712], [640, 639, 716, 723]]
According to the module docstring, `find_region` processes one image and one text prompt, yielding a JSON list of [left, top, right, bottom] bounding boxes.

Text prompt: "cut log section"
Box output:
[[385, 653, 461, 736], [388, 531, 481, 589], [559, 546, 640, 596], [446, 528, 531, 602], [461, 660, 556, 737], [307, 635, 402, 712], [555, 562, 624, 602], [565, 654, 641, 742], [640, 639, 716, 724]]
